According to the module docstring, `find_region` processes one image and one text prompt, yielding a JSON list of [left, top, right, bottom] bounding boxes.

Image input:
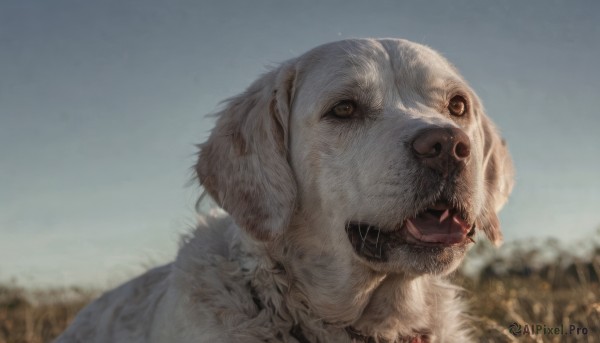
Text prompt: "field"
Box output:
[[0, 286, 93, 343], [2, 235, 599, 343]]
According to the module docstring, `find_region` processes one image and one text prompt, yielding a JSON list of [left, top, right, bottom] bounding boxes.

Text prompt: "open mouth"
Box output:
[[345, 202, 475, 261]]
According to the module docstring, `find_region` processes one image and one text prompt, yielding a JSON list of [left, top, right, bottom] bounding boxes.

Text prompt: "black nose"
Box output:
[[411, 127, 471, 176]]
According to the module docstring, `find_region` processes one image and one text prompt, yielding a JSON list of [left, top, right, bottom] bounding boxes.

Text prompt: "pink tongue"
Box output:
[[406, 210, 470, 244]]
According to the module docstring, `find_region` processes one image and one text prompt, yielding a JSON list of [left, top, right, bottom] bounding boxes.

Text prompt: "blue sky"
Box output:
[[1, 0, 599, 287]]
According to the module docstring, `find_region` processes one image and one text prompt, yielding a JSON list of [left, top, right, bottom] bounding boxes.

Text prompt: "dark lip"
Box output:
[[345, 201, 475, 262]]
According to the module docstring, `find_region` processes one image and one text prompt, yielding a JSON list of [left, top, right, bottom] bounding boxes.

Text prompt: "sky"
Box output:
[[1, 0, 599, 287]]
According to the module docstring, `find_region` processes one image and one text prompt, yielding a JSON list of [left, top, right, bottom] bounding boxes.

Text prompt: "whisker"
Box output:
[[359, 225, 370, 242], [360, 226, 371, 251]]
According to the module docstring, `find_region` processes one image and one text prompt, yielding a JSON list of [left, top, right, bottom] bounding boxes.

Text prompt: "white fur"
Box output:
[[57, 38, 513, 343]]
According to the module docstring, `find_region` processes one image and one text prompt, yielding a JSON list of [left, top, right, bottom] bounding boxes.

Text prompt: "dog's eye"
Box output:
[[448, 95, 467, 116], [328, 100, 356, 118]]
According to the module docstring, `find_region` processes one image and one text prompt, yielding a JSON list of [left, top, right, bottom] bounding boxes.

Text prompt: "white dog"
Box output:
[[57, 38, 513, 343]]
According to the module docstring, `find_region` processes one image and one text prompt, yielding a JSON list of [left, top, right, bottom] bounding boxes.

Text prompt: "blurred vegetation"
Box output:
[[0, 285, 93, 343], [458, 230, 600, 342], [2, 231, 600, 342]]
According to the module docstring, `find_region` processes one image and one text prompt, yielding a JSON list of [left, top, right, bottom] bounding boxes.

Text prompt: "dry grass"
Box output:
[[458, 234, 600, 342], [2, 236, 600, 342], [0, 285, 93, 343], [464, 277, 600, 342]]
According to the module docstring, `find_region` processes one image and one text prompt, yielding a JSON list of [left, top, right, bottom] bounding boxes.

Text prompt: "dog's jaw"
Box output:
[[265, 213, 469, 341]]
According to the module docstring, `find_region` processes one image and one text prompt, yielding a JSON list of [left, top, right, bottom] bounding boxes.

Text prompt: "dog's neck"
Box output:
[[260, 229, 444, 342], [250, 248, 435, 342], [348, 274, 434, 341]]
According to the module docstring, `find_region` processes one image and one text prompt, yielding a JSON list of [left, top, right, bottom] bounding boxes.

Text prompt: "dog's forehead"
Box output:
[[293, 40, 387, 102], [298, 39, 389, 77], [293, 39, 463, 111]]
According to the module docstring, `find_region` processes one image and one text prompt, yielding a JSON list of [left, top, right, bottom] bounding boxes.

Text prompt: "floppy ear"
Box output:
[[476, 111, 514, 246], [196, 63, 297, 241]]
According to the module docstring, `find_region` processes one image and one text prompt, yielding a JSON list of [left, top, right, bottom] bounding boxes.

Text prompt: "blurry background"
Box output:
[[1, 0, 599, 288]]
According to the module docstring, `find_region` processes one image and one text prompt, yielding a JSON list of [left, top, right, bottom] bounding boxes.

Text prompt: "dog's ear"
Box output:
[[476, 110, 514, 246], [196, 63, 297, 241]]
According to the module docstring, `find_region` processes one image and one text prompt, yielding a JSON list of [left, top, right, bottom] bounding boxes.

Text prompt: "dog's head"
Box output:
[[196, 39, 513, 276]]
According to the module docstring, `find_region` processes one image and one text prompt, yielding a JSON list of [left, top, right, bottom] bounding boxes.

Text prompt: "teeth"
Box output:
[[405, 219, 423, 240], [439, 209, 450, 223]]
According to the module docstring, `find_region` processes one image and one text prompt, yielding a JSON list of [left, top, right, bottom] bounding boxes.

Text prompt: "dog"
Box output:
[[56, 38, 513, 343]]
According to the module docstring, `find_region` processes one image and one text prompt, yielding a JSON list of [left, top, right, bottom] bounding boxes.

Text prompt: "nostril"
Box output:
[[412, 127, 470, 161], [412, 127, 470, 174], [454, 141, 470, 159], [413, 138, 443, 158]]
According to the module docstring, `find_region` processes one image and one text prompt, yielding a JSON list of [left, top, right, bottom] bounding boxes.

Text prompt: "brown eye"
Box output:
[[448, 95, 467, 116], [329, 100, 356, 118]]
